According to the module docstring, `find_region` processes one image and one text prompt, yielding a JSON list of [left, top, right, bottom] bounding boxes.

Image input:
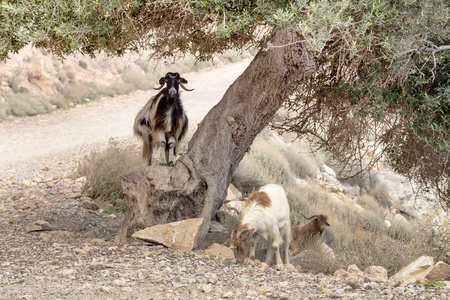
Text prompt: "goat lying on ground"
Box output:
[[289, 214, 330, 255], [224, 184, 291, 269], [133, 72, 193, 166]]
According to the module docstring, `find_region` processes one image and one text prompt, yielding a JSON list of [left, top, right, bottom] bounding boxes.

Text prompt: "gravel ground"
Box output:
[[1, 62, 449, 299], [1, 151, 449, 300]]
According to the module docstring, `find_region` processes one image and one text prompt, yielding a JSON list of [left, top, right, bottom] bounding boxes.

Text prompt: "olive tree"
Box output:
[[1, 0, 448, 244]]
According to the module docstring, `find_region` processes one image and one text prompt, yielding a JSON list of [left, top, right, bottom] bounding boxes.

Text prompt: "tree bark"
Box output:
[[115, 27, 315, 245]]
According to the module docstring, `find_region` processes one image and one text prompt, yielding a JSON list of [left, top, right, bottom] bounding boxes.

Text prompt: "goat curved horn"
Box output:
[[180, 82, 194, 91], [153, 84, 165, 90], [301, 213, 318, 220], [236, 228, 254, 239]]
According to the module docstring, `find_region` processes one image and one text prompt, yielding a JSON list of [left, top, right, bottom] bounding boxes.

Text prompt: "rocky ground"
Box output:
[[1, 59, 449, 299], [1, 150, 449, 300]]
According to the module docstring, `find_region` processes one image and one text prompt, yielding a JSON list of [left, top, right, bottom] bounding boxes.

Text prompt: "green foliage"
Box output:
[[5, 93, 49, 116], [120, 67, 153, 91], [78, 60, 88, 70], [423, 281, 447, 288]]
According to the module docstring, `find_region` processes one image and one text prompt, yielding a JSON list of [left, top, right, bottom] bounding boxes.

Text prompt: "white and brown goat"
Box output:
[[289, 214, 330, 255], [133, 72, 193, 166], [224, 184, 291, 269]]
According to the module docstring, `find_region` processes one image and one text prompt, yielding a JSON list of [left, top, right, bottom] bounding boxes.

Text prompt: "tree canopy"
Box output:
[[1, 0, 449, 207]]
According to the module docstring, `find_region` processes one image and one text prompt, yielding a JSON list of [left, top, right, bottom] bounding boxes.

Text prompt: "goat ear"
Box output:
[[180, 77, 188, 84], [159, 77, 165, 85]]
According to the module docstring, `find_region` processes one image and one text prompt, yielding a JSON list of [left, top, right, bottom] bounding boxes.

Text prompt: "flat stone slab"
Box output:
[[132, 218, 204, 251]]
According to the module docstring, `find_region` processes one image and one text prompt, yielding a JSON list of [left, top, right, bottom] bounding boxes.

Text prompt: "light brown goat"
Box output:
[[289, 214, 330, 255]]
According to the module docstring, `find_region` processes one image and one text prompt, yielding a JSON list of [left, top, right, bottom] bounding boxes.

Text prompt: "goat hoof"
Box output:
[[168, 161, 174, 167], [275, 264, 284, 271]]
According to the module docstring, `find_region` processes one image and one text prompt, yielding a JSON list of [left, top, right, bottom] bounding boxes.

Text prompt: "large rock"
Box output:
[[226, 183, 242, 202], [372, 171, 436, 218], [25, 220, 55, 232], [363, 266, 388, 282], [348, 264, 364, 277], [391, 256, 434, 286], [392, 213, 412, 231], [425, 261, 450, 281], [132, 218, 204, 251]]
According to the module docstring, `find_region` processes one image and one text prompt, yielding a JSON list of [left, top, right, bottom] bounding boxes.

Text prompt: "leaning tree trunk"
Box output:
[[115, 27, 315, 245]]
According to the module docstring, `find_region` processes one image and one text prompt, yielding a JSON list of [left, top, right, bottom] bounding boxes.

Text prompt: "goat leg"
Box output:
[[164, 143, 170, 166], [273, 244, 284, 270], [265, 237, 274, 266]]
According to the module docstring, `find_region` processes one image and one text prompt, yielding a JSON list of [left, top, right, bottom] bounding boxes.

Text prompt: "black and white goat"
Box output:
[[133, 72, 193, 166]]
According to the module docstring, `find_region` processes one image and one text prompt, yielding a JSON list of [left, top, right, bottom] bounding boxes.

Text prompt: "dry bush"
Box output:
[[49, 94, 69, 109], [233, 157, 269, 194], [291, 238, 336, 274], [77, 139, 145, 211], [283, 147, 319, 179], [412, 213, 450, 264], [78, 60, 88, 70], [76, 130, 194, 211], [333, 229, 418, 277], [62, 81, 98, 103], [367, 182, 393, 208], [5, 93, 49, 116], [57, 65, 76, 84], [231, 129, 447, 276], [0, 102, 11, 119], [358, 193, 386, 218], [120, 67, 153, 91]]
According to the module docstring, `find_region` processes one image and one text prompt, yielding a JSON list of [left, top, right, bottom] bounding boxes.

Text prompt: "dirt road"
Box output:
[[0, 60, 250, 168]]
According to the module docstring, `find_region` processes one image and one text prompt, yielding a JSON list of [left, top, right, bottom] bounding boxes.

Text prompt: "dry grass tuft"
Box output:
[[76, 139, 145, 211], [231, 129, 449, 276]]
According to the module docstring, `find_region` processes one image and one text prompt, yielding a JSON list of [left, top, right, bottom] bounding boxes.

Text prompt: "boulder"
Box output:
[[226, 183, 242, 202], [25, 220, 54, 232], [384, 220, 392, 228], [391, 256, 434, 286], [132, 218, 204, 251], [372, 171, 437, 218], [348, 264, 363, 277], [320, 164, 337, 178], [346, 274, 363, 289], [80, 199, 99, 211], [425, 261, 450, 281], [363, 266, 388, 282], [392, 213, 412, 230], [334, 269, 348, 277], [209, 222, 228, 234]]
